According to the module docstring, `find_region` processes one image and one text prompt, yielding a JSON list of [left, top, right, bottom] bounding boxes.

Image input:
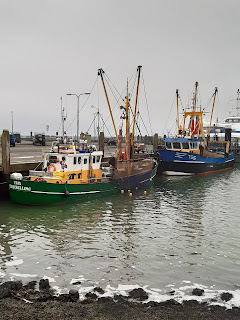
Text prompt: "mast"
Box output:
[[98, 69, 120, 146], [61, 97, 67, 141], [97, 109, 100, 149], [194, 81, 198, 112], [190, 81, 199, 136], [125, 80, 130, 160], [208, 87, 218, 140], [176, 89, 183, 135], [237, 89, 240, 116], [131, 66, 142, 148]]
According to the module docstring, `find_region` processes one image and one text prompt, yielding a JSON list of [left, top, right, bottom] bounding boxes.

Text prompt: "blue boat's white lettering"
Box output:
[[175, 152, 186, 159], [188, 154, 196, 161]]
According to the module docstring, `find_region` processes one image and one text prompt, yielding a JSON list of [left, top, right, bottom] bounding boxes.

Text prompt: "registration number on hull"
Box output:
[[175, 152, 196, 161]]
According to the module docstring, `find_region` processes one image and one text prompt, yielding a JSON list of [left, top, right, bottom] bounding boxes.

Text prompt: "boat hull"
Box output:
[[158, 150, 234, 175], [113, 169, 154, 191], [9, 179, 117, 205], [112, 159, 157, 191]]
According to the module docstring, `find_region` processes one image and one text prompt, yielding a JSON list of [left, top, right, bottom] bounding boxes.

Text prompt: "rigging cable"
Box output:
[[162, 95, 176, 136], [101, 70, 136, 131], [86, 113, 98, 134], [142, 72, 153, 136], [138, 112, 152, 140]]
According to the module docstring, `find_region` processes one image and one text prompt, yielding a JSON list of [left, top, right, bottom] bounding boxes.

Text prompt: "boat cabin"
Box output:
[[29, 150, 104, 184], [43, 151, 102, 173], [164, 138, 204, 152], [224, 117, 240, 123]]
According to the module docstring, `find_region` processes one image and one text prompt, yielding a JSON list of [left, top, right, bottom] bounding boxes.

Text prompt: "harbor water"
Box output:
[[1, 166, 240, 302]]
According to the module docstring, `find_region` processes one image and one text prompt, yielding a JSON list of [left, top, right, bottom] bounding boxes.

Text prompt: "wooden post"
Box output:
[[153, 133, 158, 152], [99, 132, 104, 155], [2, 130, 10, 177]]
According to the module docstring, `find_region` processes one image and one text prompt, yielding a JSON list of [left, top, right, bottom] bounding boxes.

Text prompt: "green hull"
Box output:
[[9, 179, 117, 205]]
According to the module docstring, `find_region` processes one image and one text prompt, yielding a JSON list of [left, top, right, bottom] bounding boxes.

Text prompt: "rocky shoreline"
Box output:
[[0, 280, 240, 319]]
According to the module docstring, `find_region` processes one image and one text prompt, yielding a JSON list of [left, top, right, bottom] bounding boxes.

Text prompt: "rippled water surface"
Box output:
[[1, 166, 240, 294]]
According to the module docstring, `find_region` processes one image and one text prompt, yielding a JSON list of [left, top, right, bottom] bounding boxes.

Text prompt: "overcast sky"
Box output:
[[1, 0, 240, 137]]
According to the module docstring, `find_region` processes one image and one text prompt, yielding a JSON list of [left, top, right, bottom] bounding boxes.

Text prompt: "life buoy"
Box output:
[[47, 163, 56, 173]]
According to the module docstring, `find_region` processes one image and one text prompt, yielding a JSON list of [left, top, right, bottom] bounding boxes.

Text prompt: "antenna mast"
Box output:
[[208, 87, 218, 140], [125, 79, 130, 160], [98, 69, 120, 146], [131, 65, 142, 148], [61, 97, 67, 141]]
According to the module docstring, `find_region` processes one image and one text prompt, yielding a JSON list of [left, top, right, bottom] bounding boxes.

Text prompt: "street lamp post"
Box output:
[[67, 92, 90, 144], [11, 111, 13, 134]]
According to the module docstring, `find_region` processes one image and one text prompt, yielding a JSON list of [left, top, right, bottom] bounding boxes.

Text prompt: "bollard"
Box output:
[[153, 133, 158, 152], [1, 130, 10, 177]]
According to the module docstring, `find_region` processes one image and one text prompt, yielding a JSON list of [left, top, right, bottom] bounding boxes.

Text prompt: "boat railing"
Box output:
[[24, 174, 111, 184], [67, 177, 111, 184], [29, 170, 46, 177], [117, 157, 151, 163]]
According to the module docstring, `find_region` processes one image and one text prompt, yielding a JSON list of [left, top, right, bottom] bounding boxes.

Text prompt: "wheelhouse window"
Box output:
[[78, 157, 81, 164], [73, 157, 77, 165], [84, 158, 88, 164], [166, 142, 172, 149], [172, 142, 181, 149], [92, 156, 96, 164], [182, 142, 189, 149], [190, 142, 199, 149], [49, 155, 57, 164], [69, 173, 76, 180], [97, 156, 101, 163]]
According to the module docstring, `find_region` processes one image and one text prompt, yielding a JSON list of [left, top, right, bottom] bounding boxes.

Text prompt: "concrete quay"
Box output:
[[0, 140, 118, 173]]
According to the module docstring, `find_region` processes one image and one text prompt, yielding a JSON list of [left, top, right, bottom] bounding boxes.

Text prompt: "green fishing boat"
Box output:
[[9, 146, 117, 205], [9, 66, 157, 205]]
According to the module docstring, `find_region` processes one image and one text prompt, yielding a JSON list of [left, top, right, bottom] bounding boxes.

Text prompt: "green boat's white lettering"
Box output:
[[14, 181, 21, 186], [9, 184, 31, 192]]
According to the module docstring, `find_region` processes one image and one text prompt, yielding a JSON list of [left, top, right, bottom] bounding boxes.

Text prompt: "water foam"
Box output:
[[74, 281, 240, 309], [6, 259, 23, 266]]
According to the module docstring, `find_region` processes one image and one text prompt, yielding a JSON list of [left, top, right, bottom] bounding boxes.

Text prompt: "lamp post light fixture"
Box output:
[[67, 92, 90, 144]]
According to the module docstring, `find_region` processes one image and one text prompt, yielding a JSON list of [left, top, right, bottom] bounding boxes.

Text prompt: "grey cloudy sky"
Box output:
[[1, 0, 240, 137]]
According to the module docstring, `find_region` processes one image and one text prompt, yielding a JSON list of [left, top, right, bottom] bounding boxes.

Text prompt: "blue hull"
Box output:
[[113, 169, 153, 191], [158, 150, 234, 175]]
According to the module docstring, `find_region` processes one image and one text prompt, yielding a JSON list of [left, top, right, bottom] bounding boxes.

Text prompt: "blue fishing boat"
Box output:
[[158, 82, 234, 175]]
